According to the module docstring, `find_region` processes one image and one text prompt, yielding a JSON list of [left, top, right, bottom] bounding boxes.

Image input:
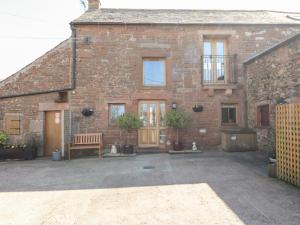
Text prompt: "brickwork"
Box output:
[[0, 22, 299, 154], [246, 36, 300, 151]]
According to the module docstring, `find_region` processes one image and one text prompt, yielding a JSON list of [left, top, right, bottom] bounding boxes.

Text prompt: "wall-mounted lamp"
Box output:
[[172, 102, 177, 110]]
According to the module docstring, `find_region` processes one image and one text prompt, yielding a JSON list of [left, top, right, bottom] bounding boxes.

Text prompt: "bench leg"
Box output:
[[69, 149, 71, 160]]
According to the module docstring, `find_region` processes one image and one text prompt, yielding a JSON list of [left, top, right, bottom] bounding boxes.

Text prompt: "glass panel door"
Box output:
[[138, 101, 166, 147]]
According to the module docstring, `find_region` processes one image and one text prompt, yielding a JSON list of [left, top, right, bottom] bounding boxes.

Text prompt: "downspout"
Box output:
[[0, 25, 77, 99]]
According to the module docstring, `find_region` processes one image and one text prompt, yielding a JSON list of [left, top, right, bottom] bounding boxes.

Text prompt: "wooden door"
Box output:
[[44, 111, 62, 156], [138, 101, 166, 147]]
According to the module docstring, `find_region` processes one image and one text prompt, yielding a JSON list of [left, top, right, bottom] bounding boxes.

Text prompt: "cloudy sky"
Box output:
[[0, 0, 299, 80]]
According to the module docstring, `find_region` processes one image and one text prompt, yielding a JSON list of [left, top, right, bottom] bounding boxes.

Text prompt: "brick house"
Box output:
[[0, 0, 300, 157], [245, 33, 300, 151]]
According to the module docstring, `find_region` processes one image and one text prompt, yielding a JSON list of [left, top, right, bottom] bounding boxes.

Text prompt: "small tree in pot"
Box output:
[[116, 113, 143, 154], [165, 110, 190, 151]]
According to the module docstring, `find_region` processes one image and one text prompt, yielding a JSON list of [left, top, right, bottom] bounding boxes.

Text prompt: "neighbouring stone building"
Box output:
[[245, 33, 300, 151], [0, 0, 300, 157]]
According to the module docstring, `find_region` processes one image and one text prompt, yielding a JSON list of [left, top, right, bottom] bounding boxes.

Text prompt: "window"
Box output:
[[257, 105, 270, 127], [203, 39, 228, 83], [5, 114, 21, 135], [143, 58, 166, 87], [109, 104, 125, 125], [221, 105, 237, 125]]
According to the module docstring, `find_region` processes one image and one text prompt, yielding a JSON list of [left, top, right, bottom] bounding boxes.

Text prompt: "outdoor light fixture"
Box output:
[[172, 102, 177, 110]]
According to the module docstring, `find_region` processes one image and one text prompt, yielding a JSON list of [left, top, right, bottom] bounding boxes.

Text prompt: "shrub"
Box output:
[[116, 113, 143, 144], [0, 131, 8, 146], [165, 110, 190, 143]]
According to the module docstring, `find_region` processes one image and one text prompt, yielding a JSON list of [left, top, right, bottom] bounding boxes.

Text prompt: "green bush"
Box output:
[[0, 131, 8, 146], [116, 113, 143, 144], [165, 110, 190, 143]]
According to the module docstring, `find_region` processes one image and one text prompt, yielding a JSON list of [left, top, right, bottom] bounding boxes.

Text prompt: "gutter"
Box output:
[[0, 25, 77, 100]]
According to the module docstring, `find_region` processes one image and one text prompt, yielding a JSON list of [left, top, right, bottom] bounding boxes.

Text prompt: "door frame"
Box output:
[[138, 100, 167, 148]]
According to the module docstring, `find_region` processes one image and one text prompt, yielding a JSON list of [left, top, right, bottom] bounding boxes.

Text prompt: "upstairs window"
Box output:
[[257, 105, 270, 127], [109, 104, 125, 125], [221, 104, 237, 125], [203, 39, 228, 83], [143, 58, 166, 87]]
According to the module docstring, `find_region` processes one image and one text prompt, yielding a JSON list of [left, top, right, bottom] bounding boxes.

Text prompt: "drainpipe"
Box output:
[[0, 25, 77, 100]]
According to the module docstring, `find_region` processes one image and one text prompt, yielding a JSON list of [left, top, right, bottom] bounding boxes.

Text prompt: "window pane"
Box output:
[[222, 105, 237, 124], [110, 104, 125, 124], [143, 60, 165, 86], [160, 102, 166, 126], [229, 108, 236, 123], [139, 103, 148, 127], [222, 108, 229, 123], [216, 42, 225, 55], [159, 129, 167, 144], [148, 103, 157, 127], [204, 42, 212, 55]]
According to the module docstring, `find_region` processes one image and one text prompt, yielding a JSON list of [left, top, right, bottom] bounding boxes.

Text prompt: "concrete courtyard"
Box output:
[[0, 151, 299, 225]]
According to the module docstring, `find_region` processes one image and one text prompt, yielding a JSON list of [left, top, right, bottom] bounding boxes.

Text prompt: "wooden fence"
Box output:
[[276, 104, 300, 187]]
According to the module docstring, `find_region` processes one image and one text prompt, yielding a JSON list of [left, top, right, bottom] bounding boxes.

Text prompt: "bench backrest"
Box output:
[[72, 133, 102, 145]]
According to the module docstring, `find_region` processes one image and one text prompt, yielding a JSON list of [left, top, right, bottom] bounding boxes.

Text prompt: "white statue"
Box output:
[[192, 141, 198, 151], [111, 145, 117, 154]]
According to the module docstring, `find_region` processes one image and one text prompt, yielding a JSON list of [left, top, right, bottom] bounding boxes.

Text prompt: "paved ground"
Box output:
[[0, 150, 299, 225]]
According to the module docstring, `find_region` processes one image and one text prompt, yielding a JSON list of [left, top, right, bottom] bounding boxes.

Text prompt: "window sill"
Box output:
[[202, 83, 238, 90], [221, 123, 239, 128], [141, 86, 168, 90]]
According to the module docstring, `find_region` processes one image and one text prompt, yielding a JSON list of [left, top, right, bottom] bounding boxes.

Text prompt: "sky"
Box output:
[[0, 0, 300, 80]]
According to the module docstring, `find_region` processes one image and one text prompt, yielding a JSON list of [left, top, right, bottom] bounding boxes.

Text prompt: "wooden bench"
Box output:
[[69, 133, 103, 160]]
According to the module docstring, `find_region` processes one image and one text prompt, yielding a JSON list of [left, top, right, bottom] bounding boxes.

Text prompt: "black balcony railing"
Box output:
[[201, 55, 237, 84]]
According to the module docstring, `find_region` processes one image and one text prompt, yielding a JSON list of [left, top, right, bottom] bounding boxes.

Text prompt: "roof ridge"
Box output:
[[97, 8, 300, 14]]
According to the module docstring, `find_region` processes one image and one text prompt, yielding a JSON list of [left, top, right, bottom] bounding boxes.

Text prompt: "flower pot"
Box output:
[[173, 141, 183, 151], [192, 105, 203, 112], [268, 158, 277, 178], [122, 144, 134, 154], [0, 147, 36, 160]]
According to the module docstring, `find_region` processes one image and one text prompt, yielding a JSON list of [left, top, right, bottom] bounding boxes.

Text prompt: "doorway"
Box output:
[[44, 111, 62, 156], [138, 101, 166, 148]]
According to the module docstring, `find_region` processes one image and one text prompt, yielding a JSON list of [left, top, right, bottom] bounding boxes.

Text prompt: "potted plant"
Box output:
[[165, 110, 190, 151], [116, 113, 143, 154], [268, 148, 277, 178], [192, 104, 203, 112], [0, 131, 39, 160]]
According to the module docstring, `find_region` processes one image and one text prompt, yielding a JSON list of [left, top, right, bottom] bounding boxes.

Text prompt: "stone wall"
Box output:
[[0, 40, 72, 155], [0, 23, 299, 154], [0, 40, 71, 96], [70, 24, 300, 149], [246, 36, 300, 151]]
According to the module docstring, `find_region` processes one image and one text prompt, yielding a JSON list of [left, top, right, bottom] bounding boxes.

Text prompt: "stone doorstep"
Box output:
[[168, 150, 203, 154], [103, 153, 137, 158]]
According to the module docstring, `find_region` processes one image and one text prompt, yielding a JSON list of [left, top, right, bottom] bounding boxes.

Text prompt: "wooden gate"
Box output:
[[276, 104, 300, 187]]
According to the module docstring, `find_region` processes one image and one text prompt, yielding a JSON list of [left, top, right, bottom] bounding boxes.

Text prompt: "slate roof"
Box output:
[[72, 8, 300, 25]]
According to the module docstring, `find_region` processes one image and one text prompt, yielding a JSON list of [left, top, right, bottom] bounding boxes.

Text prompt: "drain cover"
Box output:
[[143, 166, 155, 170]]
